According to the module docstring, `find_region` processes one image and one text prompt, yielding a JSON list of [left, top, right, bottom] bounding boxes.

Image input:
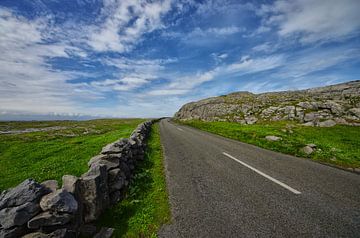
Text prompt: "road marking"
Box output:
[[222, 152, 301, 195], [177, 127, 184, 131]]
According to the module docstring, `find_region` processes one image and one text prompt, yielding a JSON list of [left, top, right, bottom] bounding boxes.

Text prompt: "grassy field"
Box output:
[[0, 119, 145, 191], [179, 120, 360, 169], [97, 123, 171, 237]]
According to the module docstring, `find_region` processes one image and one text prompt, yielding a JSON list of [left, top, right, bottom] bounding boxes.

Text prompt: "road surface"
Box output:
[[158, 119, 360, 237]]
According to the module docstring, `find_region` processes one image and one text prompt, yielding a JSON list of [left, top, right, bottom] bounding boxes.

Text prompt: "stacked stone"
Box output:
[[0, 120, 155, 238]]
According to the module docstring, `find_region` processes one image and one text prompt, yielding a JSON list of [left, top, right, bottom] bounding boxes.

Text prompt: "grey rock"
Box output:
[[40, 189, 78, 214], [349, 108, 360, 118], [174, 80, 360, 125], [22, 232, 48, 238], [304, 112, 319, 122], [0, 202, 40, 229], [23, 229, 69, 238], [93, 227, 114, 238], [245, 116, 258, 125], [0, 226, 28, 238], [302, 121, 315, 126], [301, 146, 314, 155], [87, 154, 108, 167], [0, 179, 49, 210], [79, 164, 109, 223], [318, 119, 336, 127], [101, 142, 122, 154], [265, 136, 282, 141], [27, 211, 72, 229], [41, 180, 58, 192], [61, 175, 79, 194], [306, 144, 317, 148], [90, 157, 119, 171]]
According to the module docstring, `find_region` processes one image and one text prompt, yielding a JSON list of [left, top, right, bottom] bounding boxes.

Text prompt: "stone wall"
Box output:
[[175, 80, 360, 127], [0, 120, 155, 238]]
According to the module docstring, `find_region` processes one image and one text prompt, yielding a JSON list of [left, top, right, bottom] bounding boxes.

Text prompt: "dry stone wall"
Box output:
[[0, 120, 155, 238]]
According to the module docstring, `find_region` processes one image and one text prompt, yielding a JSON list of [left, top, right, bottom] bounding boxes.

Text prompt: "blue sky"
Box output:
[[0, 0, 359, 119]]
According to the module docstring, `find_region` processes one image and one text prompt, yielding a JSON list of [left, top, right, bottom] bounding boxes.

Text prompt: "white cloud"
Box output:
[[88, 0, 172, 52], [259, 0, 360, 43], [0, 8, 101, 115]]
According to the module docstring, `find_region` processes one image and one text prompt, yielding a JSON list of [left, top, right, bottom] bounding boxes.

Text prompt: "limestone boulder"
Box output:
[[265, 136, 282, 141], [27, 211, 72, 229], [0, 179, 49, 210], [0, 202, 40, 229], [41, 180, 58, 193], [40, 189, 78, 214], [318, 119, 336, 127], [79, 164, 109, 223]]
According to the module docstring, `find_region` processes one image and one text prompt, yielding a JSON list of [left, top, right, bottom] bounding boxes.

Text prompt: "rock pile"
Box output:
[[174, 80, 360, 127], [0, 120, 154, 238]]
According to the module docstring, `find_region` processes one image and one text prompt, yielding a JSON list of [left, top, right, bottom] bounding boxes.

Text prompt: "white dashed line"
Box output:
[[177, 127, 184, 131], [222, 152, 301, 195]]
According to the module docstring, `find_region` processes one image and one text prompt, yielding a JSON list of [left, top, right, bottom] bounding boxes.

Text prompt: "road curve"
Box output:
[[158, 119, 360, 238]]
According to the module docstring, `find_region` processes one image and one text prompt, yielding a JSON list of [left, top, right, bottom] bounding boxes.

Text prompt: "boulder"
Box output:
[[101, 142, 121, 154], [90, 157, 120, 171], [79, 164, 109, 223], [301, 146, 314, 155], [41, 180, 58, 193], [0, 226, 28, 238], [318, 119, 336, 127], [22, 229, 68, 238], [304, 112, 319, 122], [349, 108, 360, 118], [27, 211, 72, 229], [40, 189, 78, 214], [0, 202, 40, 229], [61, 175, 79, 194], [265, 136, 282, 141], [245, 116, 258, 125], [0, 179, 49, 210], [302, 121, 315, 126], [108, 169, 125, 193], [87, 154, 108, 167], [22, 232, 48, 238]]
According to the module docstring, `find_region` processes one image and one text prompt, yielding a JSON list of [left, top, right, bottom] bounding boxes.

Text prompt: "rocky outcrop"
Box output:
[[175, 80, 360, 126], [0, 120, 155, 237]]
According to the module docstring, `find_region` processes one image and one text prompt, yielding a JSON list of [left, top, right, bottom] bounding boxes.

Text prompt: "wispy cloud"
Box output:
[[258, 0, 360, 43], [88, 0, 172, 52]]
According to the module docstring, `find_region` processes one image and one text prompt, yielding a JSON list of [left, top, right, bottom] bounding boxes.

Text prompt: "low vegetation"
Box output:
[[0, 119, 145, 191], [97, 123, 171, 237], [179, 120, 360, 169]]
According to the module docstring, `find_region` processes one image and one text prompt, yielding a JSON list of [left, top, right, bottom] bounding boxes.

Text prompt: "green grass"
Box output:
[[179, 120, 360, 169], [97, 123, 171, 238], [0, 119, 145, 191]]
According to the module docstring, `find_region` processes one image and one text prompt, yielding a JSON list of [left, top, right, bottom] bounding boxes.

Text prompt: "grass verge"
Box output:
[[97, 123, 171, 237], [178, 120, 360, 169], [0, 119, 144, 191]]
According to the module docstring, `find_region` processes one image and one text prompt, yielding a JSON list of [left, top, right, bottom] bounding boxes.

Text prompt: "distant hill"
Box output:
[[175, 80, 360, 127]]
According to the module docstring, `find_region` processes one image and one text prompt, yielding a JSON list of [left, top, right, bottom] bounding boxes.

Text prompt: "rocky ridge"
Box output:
[[175, 80, 360, 126], [0, 120, 154, 238]]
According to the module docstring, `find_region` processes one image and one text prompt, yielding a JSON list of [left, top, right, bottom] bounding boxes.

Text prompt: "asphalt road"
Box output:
[[158, 119, 360, 238]]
